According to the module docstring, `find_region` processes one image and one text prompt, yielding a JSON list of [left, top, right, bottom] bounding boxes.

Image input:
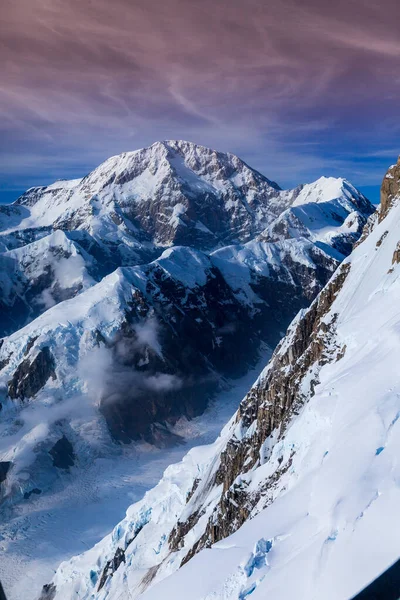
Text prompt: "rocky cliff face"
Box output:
[[380, 155, 400, 221], [42, 160, 400, 600], [168, 261, 351, 562]]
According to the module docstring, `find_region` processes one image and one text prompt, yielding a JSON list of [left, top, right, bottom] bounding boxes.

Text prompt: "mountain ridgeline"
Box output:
[[39, 158, 400, 600]]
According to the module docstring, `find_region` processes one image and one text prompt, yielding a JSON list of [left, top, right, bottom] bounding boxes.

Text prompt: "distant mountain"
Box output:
[[260, 176, 373, 256], [43, 161, 400, 600], [0, 140, 284, 258], [0, 142, 373, 337]]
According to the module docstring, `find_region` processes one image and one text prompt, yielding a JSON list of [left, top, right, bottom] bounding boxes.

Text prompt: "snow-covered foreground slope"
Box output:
[[0, 352, 271, 600], [45, 164, 400, 600]]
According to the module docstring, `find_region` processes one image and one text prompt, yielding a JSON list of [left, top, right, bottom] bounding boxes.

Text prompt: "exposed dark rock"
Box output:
[[38, 582, 56, 600], [0, 355, 11, 372], [376, 231, 388, 248], [355, 211, 378, 248], [24, 488, 42, 500], [97, 547, 125, 591], [0, 461, 11, 483], [24, 336, 39, 356], [168, 508, 204, 552], [7, 346, 56, 400], [186, 478, 201, 503], [392, 242, 400, 264], [49, 436, 75, 469]]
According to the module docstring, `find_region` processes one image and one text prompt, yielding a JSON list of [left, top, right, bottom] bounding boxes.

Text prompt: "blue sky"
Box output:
[[1, 0, 400, 205]]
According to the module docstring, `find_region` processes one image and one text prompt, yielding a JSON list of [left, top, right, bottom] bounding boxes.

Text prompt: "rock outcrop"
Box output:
[[171, 261, 350, 560], [49, 436, 75, 469], [7, 346, 56, 400], [380, 156, 400, 221]]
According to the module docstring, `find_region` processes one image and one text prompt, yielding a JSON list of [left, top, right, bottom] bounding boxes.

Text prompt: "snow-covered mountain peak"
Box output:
[[291, 175, 366, 208], [259, 176, 374, 257], [148, 139, 281, 188], [2, 142, 373, 266], [0, 142, 293, 263], [77, 139, 282, 205]]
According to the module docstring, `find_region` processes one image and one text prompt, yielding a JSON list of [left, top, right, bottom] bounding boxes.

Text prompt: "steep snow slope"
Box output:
[[260, 176, 373, 257], [0, 231, 95, 336], [45, 171, 400, 600]]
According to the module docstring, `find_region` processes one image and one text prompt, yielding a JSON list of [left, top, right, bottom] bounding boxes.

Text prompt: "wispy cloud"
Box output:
[[0, 0, 398, 201]]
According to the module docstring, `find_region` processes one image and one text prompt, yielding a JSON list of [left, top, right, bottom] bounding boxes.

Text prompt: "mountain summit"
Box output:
[[7, 140, 284, 254], [0, 141, 374, 339]]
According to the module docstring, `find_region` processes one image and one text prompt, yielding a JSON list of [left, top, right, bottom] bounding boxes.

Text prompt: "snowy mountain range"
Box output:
[[0, 141, 372, 337], [36, 157, 400, 600], [0, 140, 284, 271], [0, 141, 377, 600]]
